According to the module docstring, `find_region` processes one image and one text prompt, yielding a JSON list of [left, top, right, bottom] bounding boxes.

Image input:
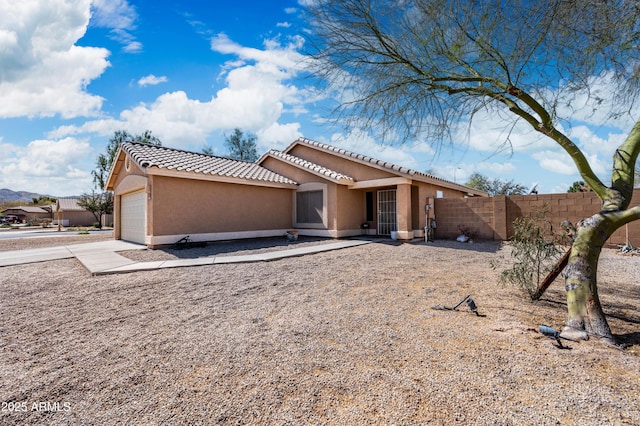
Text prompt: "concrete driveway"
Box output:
[[1, 239, 369, 275]]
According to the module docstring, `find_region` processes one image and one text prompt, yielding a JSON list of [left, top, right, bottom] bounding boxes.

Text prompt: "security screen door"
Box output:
[[377, 189, 397, 235]]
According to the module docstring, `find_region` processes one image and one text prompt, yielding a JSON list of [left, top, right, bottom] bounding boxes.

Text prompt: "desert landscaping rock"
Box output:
[[1, 234, 639, 424]]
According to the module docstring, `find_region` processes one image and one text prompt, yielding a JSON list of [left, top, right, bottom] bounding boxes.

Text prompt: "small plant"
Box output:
[[77, 230, 90, 235], [492, 204, 566, 299]]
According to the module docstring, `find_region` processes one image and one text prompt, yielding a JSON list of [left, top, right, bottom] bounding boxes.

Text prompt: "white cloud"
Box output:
[[0, 137, 93, 195], [554, 72, 640, 130], [459, 108, 556, 154], [0, 0, 109, 118], [277, 22, 292, 28], [91, 0, 141, 52], [211, 33, 305, 73], [138, 74, 168, 87], [328, 130, 421, 170], [409, 140, 435, 155], [475, 162, 517, 175], [52, 34, 314, 150], [256, 123, 302, 150], [532, 150, 576, 175]]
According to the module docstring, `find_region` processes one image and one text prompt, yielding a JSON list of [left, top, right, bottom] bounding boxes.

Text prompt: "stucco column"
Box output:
[[396, 183, 413, 240], [492, 195, 508, 240], [113, 194, 121, 240]]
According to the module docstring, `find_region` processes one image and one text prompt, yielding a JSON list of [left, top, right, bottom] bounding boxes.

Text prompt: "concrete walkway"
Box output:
[[1, 239, 370, 276]]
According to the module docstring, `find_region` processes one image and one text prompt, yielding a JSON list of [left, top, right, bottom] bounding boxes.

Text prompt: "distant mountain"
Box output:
[[0, 188, 49, 203]]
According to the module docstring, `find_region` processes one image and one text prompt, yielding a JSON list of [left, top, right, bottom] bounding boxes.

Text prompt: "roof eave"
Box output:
[[145, 167, 298, 189], [105, 146, 128, 191], [291, 138, 488, 196], [263, 152, 354, 185]]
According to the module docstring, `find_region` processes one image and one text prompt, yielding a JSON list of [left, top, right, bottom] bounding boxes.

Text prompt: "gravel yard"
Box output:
[[1, 234, 639, 425]]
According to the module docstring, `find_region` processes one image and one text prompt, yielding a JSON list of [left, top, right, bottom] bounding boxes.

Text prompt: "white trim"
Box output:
[[145, 228, 363, 247], [350, 177, 412, 189], [147, 229, 292, 247]]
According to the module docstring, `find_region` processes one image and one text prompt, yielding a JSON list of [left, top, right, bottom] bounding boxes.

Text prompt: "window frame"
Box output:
[[293, 182, 327, 229]]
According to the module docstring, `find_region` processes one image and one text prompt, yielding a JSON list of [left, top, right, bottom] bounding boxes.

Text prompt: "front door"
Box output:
[[377, 189, 397, 235]]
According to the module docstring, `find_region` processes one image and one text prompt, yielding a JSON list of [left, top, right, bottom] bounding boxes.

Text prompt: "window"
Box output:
[[296, 191, 323, 223], [365, 191, 374, 221]]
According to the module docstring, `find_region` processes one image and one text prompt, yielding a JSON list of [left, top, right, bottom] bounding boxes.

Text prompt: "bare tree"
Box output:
[[306, 0, 640, 343]]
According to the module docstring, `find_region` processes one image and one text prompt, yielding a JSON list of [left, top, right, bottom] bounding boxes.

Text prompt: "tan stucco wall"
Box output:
[[335, 186, 366, 230], [262, 156, 364, 233], [149, 176, 293, 236], [263, 151, 477, 238], [61, 211, 97, 226]]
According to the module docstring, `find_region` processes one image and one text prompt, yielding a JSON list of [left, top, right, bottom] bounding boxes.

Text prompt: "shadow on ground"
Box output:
[[150, 236, 333, 259], [616, 332, 640, 347]]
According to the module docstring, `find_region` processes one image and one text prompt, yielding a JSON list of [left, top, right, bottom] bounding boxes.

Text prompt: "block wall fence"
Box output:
[[433, 189, 640, 247]]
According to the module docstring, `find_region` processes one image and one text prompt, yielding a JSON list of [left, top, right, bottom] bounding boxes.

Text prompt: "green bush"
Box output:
[[492, 204, 567, 299]]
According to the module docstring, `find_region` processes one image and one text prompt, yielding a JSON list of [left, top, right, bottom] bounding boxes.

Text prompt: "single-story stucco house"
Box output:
[[55, 198, 101, 227], [1, 205, 52, 223], [106, 137, 487, 246]]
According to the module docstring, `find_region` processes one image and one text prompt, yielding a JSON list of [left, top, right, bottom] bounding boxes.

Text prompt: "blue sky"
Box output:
[[0, 0, 635, 197]]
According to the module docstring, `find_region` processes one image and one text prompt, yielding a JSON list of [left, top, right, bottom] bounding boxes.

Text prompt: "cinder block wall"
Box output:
[[434, 189, 640, 247]]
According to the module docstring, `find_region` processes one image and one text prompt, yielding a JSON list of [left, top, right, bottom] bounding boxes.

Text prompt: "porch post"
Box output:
[[396, 183, 413, 240]]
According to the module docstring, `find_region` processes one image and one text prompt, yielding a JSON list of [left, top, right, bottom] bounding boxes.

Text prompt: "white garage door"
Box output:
[[120, 190, 146, 244]]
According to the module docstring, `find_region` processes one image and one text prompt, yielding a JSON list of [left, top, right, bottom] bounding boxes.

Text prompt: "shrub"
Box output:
[[492, 204, 567, 298]]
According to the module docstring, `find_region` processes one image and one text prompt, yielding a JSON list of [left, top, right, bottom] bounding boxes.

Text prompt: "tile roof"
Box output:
[[121, 142, 298, 186], [264, 150, 354, 184], [286, 137, 487, 195]]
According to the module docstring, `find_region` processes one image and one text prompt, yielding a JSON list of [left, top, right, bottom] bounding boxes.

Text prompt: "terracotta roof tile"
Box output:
[[265, 150, 354, 183], [122, 142, 298, 186], [288, 137, 485, 194]]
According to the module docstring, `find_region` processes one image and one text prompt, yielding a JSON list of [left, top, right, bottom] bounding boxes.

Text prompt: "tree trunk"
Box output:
[[563, 213, 615, 342]]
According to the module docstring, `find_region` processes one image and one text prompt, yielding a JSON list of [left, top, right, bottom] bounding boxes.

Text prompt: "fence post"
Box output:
[[492, 195, 508, 240]]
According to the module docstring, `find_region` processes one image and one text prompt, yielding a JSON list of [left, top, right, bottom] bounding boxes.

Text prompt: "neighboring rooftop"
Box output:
[[1, 205, 49, 214], [57, 198, 86, 211]]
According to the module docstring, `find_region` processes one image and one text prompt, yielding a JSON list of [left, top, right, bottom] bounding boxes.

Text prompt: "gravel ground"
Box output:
[[1, 235, 639, 425]]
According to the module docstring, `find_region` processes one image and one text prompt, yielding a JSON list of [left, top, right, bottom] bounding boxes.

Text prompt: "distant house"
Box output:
[[106, 138, 486, 246], [55, 198, 98, 227], [1, 206, 51, 223]]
